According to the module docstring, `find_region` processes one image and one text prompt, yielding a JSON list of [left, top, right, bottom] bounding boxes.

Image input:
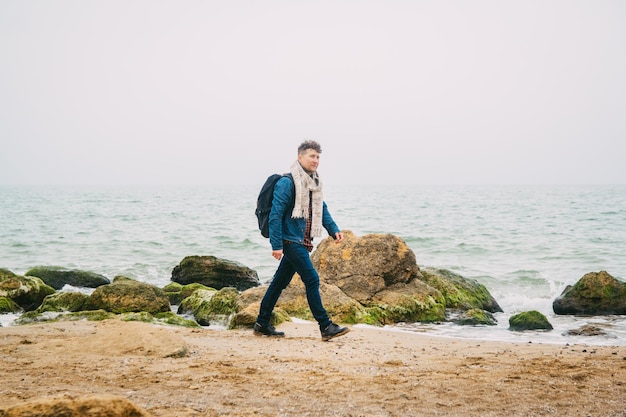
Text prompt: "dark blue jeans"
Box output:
[[257, 242, 331, 329]]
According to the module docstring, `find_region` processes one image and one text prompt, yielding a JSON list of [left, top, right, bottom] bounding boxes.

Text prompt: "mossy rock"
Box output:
[[0, 269, 56, 311], [163, 282, 215, 305], [84, 276, 171, 314], [228, 302, 290, 329], [366, 283, 446, 325], [509, 310, 553, 331], [24, 266, 110, 290], [15, 309, 115, 325], [420, 268, 503, 313], [35, 292, 89, 313], [120, 311, 200, 328], [343, 305, 387, 326], [0, 296, 21, 313], [452, 308, 497, 326], [178, 287, 238, 326], [553, 271, 626, 315]]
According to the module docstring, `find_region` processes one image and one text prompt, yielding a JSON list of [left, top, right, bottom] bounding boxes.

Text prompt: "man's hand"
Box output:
[[272, 249, 283, 260], [334, 232, 344, 243]]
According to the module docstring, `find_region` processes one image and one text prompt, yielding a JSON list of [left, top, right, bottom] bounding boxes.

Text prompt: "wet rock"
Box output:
[[553, 271, 626, 315], [0, 268, 56, 311], [171, 255, 260, 291], [120, 311, 200, 328], [83, 276, 171, 314], [15, 309, 116, 324], [563, 324, 612, 337], [163, 282, 215, 305], [451, 308, 497, 326], [0, 296, 21, 313], [420, 267, 503, 313], [35, 291, 89, 313], [24, 266, 110, 290], [178, 287, 238, 326], [509, 310, 553, 331]]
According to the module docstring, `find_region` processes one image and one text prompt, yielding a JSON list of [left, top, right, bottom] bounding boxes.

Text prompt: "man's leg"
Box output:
[[256, 256, 296, 328], [283, 243, 332, 329]]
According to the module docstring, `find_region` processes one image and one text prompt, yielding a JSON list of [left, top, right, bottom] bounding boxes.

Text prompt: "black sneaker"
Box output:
[[321, 322, 350, 341], [253, 322, 285, 337]]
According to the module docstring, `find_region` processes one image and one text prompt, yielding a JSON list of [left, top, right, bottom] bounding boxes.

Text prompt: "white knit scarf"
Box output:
[[290, 160, 323, 237]]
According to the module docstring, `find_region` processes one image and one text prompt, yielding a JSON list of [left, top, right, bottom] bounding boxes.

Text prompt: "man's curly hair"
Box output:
[[298, 140, 322, 154]]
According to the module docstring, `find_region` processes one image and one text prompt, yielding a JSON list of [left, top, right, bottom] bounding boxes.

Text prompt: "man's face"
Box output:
[[298, 148, 320, 174]]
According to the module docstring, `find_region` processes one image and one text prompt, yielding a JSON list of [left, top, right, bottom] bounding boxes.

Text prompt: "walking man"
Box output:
[[254, 140, 350, 341]]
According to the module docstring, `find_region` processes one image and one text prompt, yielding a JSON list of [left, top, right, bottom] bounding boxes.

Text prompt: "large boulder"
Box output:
[[171, 256, 260, 291], [553, 271, 626, 315], [83, 276, 171, 314], [311, 231, 421, 303], [420, 267, 503, 313], [24, 266, 110, 290], [0, 268, 56, 311], [311, 232, 447, 323]]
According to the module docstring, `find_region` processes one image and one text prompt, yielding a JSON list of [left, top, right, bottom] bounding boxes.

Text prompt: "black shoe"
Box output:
[[253, 322, 285, 337], [321, 322, 350, 341]]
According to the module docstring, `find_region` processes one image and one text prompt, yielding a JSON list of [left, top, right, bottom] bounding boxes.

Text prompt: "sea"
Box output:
[[1, 184, 625, 346]]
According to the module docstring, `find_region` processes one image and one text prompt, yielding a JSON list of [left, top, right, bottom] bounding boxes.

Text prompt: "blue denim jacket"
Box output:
[[268, 176, 341, 250]]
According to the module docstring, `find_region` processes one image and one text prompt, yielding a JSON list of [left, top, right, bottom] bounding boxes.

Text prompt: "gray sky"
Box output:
[[1, 0, 625, 186]]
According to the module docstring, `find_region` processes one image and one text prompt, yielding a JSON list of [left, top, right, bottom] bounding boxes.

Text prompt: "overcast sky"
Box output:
[[1, 1, 624, 186]]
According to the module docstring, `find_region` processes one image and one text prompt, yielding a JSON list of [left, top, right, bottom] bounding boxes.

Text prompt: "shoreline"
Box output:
[[1, 318, 625, 416]]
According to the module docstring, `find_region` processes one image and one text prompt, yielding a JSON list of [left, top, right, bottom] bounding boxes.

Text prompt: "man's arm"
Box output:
[[268, 176, 293, 252]]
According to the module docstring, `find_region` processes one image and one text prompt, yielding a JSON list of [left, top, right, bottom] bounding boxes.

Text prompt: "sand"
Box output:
[[1, 318, 625, 417]]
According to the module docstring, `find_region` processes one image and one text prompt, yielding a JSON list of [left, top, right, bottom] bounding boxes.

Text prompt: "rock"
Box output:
[[171, 255, 260, 291], [420, 267, 503, 313], [15, 309, 116, 325], [451, 308, 497, 326], [312, 231, 448, 323], [24, 266, 110, 290], [35, 291, 89, 313], [0, 268, 56, 311], [236, 278, 366, 325], [83, 276, 171, 314], [229, 301, 290, 329], [120, 311, 200, 328], [553, 271, 626, 315], [311, 231, 421, 303], [163, 282, 215, 305], [563, 324, 612, 337], [0, 296, 21, 313], [178, 287, 238, 326], [509, 310, 553, 331], [370, 280, 446, 323], [0, 394, 152, 417]]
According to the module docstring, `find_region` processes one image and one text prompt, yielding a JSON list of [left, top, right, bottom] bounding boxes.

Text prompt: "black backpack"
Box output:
[[255, 173, 294, 238]]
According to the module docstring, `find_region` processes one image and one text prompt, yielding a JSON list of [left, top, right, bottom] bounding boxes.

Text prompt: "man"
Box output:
[[254, 140, 350, 341]]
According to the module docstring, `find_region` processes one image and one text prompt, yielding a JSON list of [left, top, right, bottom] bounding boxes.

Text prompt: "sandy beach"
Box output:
[[1, 318, 625, 417]]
